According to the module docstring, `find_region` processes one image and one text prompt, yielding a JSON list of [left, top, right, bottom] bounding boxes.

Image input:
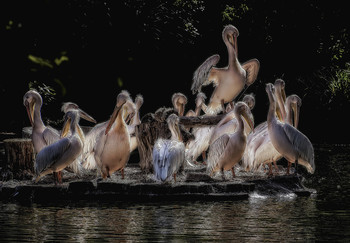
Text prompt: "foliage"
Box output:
[[328, 63, 350, 100]]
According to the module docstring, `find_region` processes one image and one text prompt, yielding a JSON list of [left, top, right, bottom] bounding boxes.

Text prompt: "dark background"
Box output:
[[1, 0, 349, 143]]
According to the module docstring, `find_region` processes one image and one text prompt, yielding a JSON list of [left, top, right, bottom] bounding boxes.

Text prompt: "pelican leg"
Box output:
[[173, 173, 177, 182], [231, 167, 236, 178], [221, 168, 226, 181], [101, 165, 109, 179], [201, 151, 207, 165], [273, 161, 279, 173], [57, 171, 63, 184], [267, 163, 273, 177], [121, 168, 125, 179]]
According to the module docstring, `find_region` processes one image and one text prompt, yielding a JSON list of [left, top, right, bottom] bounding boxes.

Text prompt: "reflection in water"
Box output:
[[0, 144, 349, 241]]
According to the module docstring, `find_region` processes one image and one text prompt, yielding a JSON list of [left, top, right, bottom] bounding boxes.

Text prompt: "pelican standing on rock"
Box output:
[[34, 110, 85, 184], [93, 92, 135, 179], [192, 25, 260, 114], [265, 83, 315, 174], [207, 102, 254, 180], [152, 114, 185, 182]]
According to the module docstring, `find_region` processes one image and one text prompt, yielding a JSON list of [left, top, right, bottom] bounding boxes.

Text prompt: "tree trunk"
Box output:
[[3, 138, 35, 178]]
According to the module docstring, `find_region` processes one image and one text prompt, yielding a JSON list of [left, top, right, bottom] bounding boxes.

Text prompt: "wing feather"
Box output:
[[35, 137, 71, 175], [42, 126, 60, 146], [242, 59, 260, 86], [192, 54, 220, 94], [283, 124, 315, 173], [207, 134, 230, 173]]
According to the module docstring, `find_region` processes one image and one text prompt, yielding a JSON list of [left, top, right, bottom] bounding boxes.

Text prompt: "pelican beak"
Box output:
[[25, 100, 34, 126], [242, 111, 254, 132], [61, 116, 71, 138], [276, 107, 283, 121], [78, 109, 97, 124], [292, 102, 300, 129], [275, 86, 286, 121], [105, 102, 125, 135], [234, 33, 238, 57]]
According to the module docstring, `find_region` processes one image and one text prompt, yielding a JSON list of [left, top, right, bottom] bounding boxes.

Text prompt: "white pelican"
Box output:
[[192, 25, 260, 114], [81, 91, 136, 170], [92, 92, 134, 179], [265, 83, 315, 174], [185, 92, 207, 117], [172, 92, 188, 116], [242, 79, 287, 175], [34, 110, 85, 184], [152, 114, 185, 182], [209, 94, 255, 145], [129, 94, 144, 152], [23, 90, 96, 154], [207, 102, 254, 180]]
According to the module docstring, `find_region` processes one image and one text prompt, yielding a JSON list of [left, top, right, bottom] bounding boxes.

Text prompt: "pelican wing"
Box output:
[[35, 137, 71, 175], [192, 54, 220, 94], [81, 121, 107, 170], [42, 126, 60, 146], [153, 139, 168, 181], [207, 134, 230, 173], [242, 59, 260, 86], [283, 123, 315, 173]]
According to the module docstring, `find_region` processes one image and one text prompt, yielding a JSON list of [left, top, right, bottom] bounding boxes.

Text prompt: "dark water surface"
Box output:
[[0, 144, 349, 242]]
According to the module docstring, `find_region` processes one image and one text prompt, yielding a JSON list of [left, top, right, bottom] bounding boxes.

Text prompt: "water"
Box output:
[[0, 144, 349, 242]]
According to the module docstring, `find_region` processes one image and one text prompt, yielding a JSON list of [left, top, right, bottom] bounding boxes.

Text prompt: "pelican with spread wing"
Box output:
[[192, 25, 260, 114], [153, 114, 185, 182], [34, 110, 85, 184]]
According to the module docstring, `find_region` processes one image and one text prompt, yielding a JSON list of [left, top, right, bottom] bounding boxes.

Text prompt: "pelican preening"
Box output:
[[34, 110, 85, 184], [207, 102, 254, 180], [266, 83, 315, 174], [92, 92, 135, 179], [172, 93, 188, 116], [153, 114, 185, 182], [192, 25, 260, 114]]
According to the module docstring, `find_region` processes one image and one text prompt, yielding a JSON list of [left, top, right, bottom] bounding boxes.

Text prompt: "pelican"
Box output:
[[81, 91, 136, 170], [242, 79, 287, 175], [192, 25, 260, 114], [185, 92, 207, 117], [129, 94, 144, 152], [23, 90, 96, 154], [265, 83, 315, 174], [184, 93, 215, 165], [92, 92, 134, 179], [34, 110, 85, 184], [207, 102, 254, 180], [209, 94, 255, 145], [152, 114, 185, 182], [172, 92, 188, 116]]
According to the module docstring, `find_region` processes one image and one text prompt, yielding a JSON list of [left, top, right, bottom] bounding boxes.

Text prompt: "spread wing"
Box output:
[[35, 137, 71, 175], [242, 59, 260, 86], [192, 54, 220, 94], [207, 134, 230, 173]]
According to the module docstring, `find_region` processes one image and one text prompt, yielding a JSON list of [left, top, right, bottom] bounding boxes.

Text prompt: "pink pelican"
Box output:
[[192, 25, 260, 114]]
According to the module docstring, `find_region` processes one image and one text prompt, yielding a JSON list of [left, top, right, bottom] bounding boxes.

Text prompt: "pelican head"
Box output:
[[172, 93, 188, 116], [274, 79, 287, 121], [61, 110, 84, 141], [134, 94, 144, 110], [23, 89, 42, 126], [286, 94, 302, 128], [242, 93, 255, 110], [234, 101, 254, 131], [61, 102, 97, 124], [105, 92, 129, 135], [222, 25, 239, 55], [195, 92, 207, 115], [167, 114, 182, 141]]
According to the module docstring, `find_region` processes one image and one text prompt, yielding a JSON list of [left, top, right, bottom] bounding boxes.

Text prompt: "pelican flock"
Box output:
[[22, 24, 315, 184]]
